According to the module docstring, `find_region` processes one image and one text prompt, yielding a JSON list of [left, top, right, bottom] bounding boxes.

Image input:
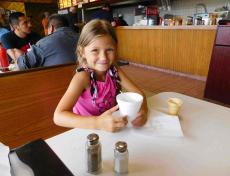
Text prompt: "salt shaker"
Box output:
[[86, 133, 102, 174], [114, 141, 128, 174]]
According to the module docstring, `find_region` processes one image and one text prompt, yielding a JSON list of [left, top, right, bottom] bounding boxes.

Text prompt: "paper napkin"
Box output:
[[132, 109, 183, 137], [0, 143, 11, 176]]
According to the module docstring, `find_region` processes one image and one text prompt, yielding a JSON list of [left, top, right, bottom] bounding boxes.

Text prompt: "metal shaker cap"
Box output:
[[87, 133, 99, 145], [115, 141, 127, 153]]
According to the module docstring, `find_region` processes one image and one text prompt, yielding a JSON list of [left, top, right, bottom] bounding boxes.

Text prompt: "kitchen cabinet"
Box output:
[[204, 25, 230, 104]]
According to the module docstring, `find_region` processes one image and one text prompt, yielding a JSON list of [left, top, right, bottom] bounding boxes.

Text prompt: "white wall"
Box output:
[[160, 0, 230, 18]]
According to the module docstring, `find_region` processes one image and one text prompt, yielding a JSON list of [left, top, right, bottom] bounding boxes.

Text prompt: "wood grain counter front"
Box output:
[[116, 26, 217, 77]]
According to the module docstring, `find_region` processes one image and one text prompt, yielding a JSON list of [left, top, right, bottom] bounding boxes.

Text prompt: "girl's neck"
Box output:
[[94, 70, 107, 81]]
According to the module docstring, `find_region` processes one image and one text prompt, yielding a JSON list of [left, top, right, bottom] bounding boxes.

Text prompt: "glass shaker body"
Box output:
[[86, 133, 102, 174], [114, 141, 128, 174]]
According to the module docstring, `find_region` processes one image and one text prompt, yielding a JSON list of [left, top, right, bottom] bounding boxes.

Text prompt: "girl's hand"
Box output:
[[97, 105, 128, 132], [131, 109, 148, 127]]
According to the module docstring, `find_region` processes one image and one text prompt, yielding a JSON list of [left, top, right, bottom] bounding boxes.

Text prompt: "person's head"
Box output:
[[9, 12, 31, 36], [44, 12, 50, 18], [47, 14, 69, 35], [69, 6, 77, 14], [118, 14, 123, 19], [102, 3, 110, 11], [77, 19, 118, 73]]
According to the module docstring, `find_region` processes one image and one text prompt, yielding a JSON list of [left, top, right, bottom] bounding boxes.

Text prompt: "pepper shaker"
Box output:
[[114, 141, 128, 174], [86, 133, 102, 174]]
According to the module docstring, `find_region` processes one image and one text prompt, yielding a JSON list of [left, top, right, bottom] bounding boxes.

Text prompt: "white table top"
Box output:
[[46, 92, 230, 176]]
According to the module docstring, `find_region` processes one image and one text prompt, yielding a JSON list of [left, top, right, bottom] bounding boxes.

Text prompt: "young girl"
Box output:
[[54, 19, 148, 132]]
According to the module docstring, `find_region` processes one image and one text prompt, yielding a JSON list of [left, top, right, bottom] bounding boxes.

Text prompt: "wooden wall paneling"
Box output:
[[0, 64, 76, 148], [116, 27, 216, 76], [145, 29, 162, 66], [148, 30, 163, 67], [161, 29, 175, 69]]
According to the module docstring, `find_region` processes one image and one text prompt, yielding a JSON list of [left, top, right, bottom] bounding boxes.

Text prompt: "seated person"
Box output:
[[53, 19, 148, 132], [1, 12, 41, 63], [14, 14, 79, 70]]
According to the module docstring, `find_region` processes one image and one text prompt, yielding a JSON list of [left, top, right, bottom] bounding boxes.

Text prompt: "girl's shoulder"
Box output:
[[75, 69, 90, 78], [71, 68, 91, 89], [76, 67, 96, 81]]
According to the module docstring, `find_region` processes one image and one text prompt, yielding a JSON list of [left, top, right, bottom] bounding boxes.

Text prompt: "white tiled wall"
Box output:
[[159, 0, 230, 18], [114, 0, 230, 25]]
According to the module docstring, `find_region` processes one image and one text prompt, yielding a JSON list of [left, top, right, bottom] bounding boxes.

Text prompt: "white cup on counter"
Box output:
[[116, 92, 143, 125]]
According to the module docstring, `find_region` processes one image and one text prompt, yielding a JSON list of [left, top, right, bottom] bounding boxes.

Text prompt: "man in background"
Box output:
[[1, 12, 41, 63], [92, 3, 113, 23], [68, 7, 79, 33], [118, 14, 128, 26], [14, 14, 79, 70]]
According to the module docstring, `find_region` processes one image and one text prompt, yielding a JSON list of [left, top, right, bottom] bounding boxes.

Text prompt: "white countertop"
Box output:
[[46, 92, 230, 176]]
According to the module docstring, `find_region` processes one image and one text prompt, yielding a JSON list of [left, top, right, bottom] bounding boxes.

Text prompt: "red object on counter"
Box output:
[[146, 6, 158, 16], [0, 45, 9, 71]]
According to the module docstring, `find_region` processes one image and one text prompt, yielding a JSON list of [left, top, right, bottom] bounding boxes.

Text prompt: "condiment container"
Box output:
[[86, 133, 102, 174], [114, 141, 128, 174]]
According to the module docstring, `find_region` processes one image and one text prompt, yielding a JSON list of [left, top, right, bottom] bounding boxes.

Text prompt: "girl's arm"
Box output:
[[117, 67, 148, 127], [54, 71, 127, 132]]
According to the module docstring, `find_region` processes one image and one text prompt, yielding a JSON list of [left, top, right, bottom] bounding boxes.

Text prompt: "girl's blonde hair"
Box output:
[[76, 19, 118, 65]]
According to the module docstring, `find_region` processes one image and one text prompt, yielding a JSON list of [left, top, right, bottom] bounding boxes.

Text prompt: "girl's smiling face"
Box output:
[[82, 35, 117, 75]]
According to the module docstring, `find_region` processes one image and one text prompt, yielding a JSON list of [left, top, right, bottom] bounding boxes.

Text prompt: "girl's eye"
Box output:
[[91, 49, 98, 53], [107, 48, 114, 52]]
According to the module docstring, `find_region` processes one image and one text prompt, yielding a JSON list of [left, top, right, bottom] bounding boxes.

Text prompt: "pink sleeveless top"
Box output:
[[73, 67, 120, 116]]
